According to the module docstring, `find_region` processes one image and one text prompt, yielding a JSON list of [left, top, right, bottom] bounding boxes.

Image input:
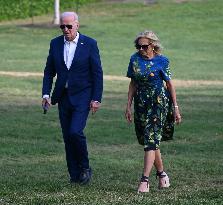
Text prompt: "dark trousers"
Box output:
[[58, 89, 90, 181]]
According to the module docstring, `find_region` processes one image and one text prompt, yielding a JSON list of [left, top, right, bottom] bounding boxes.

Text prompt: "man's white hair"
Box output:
[[60, 12, 79, 21]]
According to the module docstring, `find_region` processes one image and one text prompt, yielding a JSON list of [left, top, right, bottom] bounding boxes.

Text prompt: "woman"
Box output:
[[125, 30, 181, 193]]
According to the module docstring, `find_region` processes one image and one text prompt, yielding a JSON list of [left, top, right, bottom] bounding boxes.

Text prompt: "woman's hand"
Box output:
[[125, 107, 132, 123], [165, 80, 182, 125], [174, 106, 182, 124]]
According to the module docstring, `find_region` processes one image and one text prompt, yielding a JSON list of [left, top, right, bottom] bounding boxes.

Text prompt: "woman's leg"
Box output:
[[154, 149, 163, 172], [154, 149, 170, 188], [138, 150, 155, 193], [143, 150, 155, 176]]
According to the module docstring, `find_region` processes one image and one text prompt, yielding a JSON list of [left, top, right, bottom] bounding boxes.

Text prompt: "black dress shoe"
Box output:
[[70, 178, 79, 184], [79, 168, 92, 185]]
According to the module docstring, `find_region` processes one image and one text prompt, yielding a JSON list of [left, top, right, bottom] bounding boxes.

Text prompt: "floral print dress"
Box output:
[[127, 53, 174, 151]]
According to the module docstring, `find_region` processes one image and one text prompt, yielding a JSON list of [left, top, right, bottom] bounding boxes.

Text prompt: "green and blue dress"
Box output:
[[127, 53, 174, 151]]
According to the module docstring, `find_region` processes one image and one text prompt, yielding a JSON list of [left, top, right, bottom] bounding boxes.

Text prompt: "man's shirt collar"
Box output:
[[64, 32, 79, 44]]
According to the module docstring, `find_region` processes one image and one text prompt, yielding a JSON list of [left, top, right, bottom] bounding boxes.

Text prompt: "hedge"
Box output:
[[0, 0, 99, 21]]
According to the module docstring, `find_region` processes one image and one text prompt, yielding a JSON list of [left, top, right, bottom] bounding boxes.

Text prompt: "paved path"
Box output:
[[0, 71, 222, 87]]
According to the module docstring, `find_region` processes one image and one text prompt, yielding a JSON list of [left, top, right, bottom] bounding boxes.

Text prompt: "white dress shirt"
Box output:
[[64, 32, 79, 69]]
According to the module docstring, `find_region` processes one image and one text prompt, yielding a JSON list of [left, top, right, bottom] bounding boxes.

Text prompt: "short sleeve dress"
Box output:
[[127, 53, 174, 151]]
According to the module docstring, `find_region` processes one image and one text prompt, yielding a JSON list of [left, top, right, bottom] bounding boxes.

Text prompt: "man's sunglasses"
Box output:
[[60, 24, 73, 30], [136, 43, 151, 50]]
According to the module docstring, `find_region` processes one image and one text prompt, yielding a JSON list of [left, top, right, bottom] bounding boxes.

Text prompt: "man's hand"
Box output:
[[42, 98, 51, 114], [90, 100, 101, 114]]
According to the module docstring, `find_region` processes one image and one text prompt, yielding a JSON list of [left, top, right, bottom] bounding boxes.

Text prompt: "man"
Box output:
[[42, 12, 103, 185]]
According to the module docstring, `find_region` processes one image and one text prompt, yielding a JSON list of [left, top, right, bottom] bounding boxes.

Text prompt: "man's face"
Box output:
[[60, 15, 79, 41]]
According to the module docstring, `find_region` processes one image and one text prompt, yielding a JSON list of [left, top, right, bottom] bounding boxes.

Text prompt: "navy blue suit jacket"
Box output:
[[42, 34, 103, 105]]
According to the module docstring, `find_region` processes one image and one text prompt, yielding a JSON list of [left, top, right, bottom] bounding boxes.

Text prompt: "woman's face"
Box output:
[[136, 38, 153, 57]]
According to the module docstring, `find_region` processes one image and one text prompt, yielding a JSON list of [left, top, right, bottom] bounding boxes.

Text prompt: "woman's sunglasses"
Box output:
[[136, 43, 151, 50], [60, 24, 73, 30]]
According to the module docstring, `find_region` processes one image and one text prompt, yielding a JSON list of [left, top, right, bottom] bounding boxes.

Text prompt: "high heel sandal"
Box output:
[[137, 175, 149, 193], [156, 171, 170, 189]]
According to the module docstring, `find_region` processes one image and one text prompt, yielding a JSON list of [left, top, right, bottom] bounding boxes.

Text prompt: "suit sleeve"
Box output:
[[90, 40, 103, 102], [42, 41, 56, 97]]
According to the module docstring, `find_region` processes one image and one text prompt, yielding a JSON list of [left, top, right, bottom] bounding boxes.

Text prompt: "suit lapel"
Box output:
[[57, 36, 66, 68]]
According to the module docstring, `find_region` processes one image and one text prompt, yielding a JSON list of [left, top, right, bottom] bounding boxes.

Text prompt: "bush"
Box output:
[[0, 0, 100, 21]]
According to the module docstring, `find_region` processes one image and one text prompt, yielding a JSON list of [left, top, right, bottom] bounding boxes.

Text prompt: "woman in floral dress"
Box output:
[[125, 30, 181, 193]]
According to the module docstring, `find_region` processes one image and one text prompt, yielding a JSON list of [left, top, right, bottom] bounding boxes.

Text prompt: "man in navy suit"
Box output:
[[42, 12, 103, 185]]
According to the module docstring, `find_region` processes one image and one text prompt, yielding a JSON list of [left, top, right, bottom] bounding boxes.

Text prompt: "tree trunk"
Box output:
[[53, 0, 60, 25]]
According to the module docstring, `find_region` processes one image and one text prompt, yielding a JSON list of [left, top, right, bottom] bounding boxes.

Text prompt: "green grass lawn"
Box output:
[[0, 76, 222, 205], [0, 0, 223, 204], [0, 0, 223, 80]]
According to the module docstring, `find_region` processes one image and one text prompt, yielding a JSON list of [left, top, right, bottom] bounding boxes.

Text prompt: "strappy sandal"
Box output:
[[137, 175, 149, 193], [156, 171, 170, 189]]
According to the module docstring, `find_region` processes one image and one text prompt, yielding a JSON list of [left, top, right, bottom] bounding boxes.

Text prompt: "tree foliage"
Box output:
[[0, 0, 99, 21]]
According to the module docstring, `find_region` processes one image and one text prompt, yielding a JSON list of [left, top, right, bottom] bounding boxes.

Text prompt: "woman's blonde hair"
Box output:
[[134, 30, 163, 54]]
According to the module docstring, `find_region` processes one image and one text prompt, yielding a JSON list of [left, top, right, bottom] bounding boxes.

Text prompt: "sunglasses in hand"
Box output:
[[60, 24, 73, 30]]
